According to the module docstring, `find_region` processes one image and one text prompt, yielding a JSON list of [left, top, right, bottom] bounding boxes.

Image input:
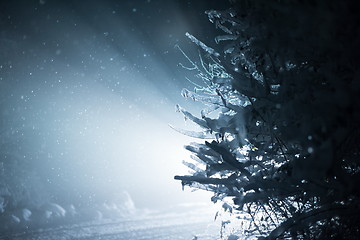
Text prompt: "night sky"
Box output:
[[0, 0, 231, 209]]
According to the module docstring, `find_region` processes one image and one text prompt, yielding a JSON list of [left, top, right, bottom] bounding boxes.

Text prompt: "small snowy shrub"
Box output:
[[174, 1, 360, 239]]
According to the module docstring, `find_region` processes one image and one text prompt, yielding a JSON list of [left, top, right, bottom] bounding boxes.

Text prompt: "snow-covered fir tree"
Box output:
[[174, 1, 360, 239]]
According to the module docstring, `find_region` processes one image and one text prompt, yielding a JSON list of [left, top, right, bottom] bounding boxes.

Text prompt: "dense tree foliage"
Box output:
[[174, 1, 360, 239]]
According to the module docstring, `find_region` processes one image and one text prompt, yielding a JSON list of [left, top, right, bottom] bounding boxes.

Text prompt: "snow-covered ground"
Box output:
[[0, 204, 222, 240]]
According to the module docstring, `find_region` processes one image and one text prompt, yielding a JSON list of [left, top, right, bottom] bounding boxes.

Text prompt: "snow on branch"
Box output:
[[185, 32, 220, 57]]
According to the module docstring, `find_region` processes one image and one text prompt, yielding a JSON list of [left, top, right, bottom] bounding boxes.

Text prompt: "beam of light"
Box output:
[[0, 0, 218, 212]]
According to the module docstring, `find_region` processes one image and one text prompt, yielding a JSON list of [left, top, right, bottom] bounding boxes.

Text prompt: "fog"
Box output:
[[0, 0, 230, 211]]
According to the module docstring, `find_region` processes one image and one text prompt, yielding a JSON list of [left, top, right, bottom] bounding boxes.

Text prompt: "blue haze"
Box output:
[[0, 0, 230, 209]]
